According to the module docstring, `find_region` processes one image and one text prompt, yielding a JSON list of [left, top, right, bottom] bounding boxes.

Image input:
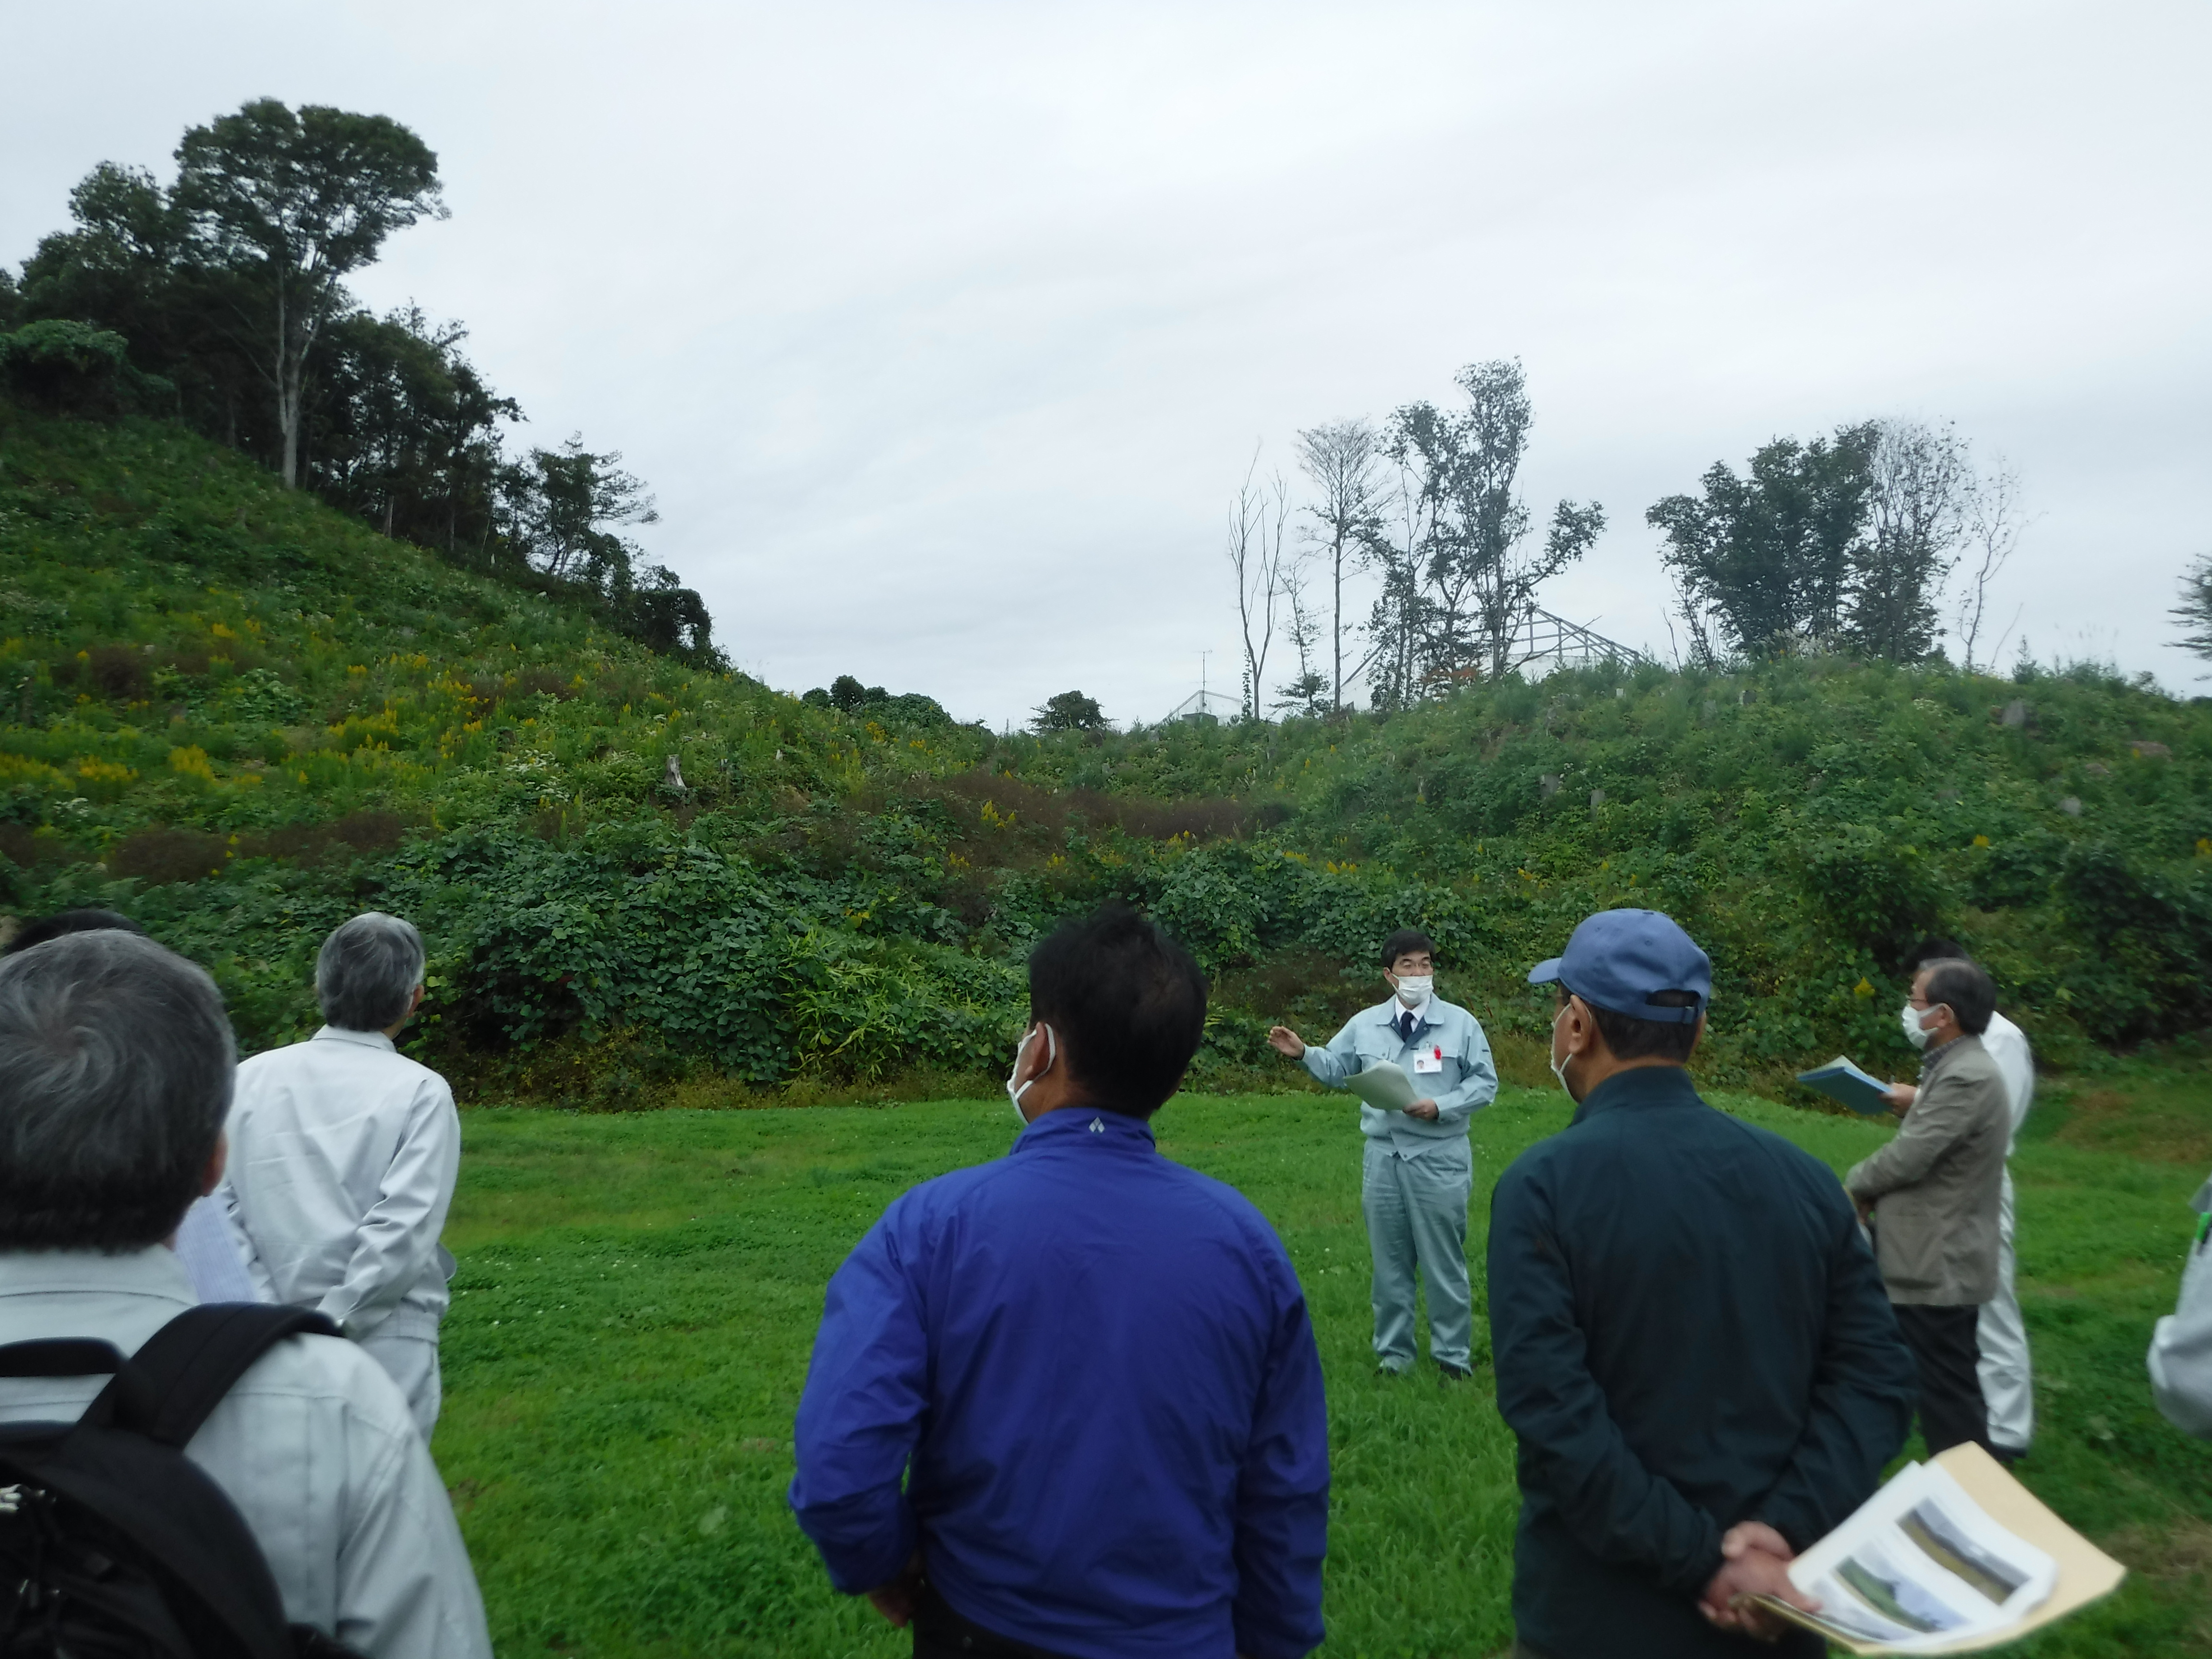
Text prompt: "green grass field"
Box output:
[[435, 1085, 2212, 1658]]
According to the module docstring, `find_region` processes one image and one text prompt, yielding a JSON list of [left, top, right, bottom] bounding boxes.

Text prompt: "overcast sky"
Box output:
[[5, 1, 2208, 727]]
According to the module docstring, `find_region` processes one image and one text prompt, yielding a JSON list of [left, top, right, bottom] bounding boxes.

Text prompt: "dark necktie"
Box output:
[[1398, 1010, 1416, 1045]]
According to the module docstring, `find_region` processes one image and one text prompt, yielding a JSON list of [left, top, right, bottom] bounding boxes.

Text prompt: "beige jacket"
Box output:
[[1845, 1034, 2009, 1306]]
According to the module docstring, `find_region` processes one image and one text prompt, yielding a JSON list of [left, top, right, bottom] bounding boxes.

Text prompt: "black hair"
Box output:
[[1560, 983, 1704, 1064], [1919, 958, 1995, 1037], [5, 909, 147, 956], [1906, 936, 1967, 973], [1027, 903, 1207, 1117], [1380, 928, 1436, 969]]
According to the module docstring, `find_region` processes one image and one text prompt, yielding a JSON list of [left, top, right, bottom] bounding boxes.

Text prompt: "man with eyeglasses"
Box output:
[[1846, 956, 2013, 1461]]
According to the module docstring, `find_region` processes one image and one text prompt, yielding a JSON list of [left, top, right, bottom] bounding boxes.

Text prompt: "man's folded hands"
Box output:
[[1698, 1521, 1821, 1643]]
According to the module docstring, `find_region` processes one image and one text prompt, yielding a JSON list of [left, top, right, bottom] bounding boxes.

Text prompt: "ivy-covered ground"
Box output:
[[436, 1069, 2212, 1659], [5, 403, 2210, 1110]]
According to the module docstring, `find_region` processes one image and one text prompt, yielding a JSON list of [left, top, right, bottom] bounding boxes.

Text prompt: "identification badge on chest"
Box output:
[[1413, 1046, 1445, 1075]]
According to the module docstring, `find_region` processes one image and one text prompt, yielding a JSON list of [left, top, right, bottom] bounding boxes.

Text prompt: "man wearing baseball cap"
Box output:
[[1489, 910, 1916, 1659]]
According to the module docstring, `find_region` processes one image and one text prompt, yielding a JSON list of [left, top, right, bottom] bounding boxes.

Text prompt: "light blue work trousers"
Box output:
[[1361, 1137, 1474, 1372]]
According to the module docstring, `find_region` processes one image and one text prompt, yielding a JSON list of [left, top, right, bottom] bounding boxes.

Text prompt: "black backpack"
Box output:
[[0, 1302, 363, 1658]]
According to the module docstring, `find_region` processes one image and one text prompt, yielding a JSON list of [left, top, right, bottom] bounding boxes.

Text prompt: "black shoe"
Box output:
[[1375, 1363, 1410, 1379], [1438, 1362, 1474, 1384]]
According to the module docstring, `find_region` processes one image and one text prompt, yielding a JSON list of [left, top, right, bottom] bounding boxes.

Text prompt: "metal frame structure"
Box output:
[[1484, 608, 1648, 679], [1162, 687, 1242, 724], [1161, 610, 1647, 723]]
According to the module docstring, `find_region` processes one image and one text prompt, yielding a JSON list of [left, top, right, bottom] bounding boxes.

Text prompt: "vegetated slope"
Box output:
[[4, 400, 2209, 1106]]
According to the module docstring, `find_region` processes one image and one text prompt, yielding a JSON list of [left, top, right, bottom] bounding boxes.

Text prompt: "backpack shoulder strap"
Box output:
[[90, 1304, 341, 1447]]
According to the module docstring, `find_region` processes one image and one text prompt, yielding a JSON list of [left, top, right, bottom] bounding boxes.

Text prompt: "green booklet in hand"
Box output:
[[1797, 1057, 1894, 1115]]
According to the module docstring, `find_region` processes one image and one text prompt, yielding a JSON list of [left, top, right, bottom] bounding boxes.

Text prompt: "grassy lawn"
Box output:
[[435, 1085, 2212, 1658]]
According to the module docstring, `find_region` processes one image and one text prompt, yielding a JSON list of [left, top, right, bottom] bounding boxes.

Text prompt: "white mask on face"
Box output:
[[1393, 974, 1433, 1007], [1549, 1003, 1578, 1101], [1006, 1023, 1056, 1121], [1899, 1001, 1937, 1050]]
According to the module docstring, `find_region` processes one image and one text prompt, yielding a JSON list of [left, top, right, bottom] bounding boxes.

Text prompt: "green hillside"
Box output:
[[3, 401, 2209, 1107]]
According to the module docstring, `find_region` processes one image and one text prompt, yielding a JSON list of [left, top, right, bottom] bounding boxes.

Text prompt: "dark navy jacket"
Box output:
[[789, 1105, 1329, 1659], [1487, 1066, 1916, 1659]]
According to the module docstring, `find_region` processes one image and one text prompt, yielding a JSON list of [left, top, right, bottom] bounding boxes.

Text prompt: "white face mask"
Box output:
[[1899, 1001, 1938, 1050], [1392, 974, 1433, 1007], [1549, 1003, 1578, 1101], [1006, 1023, 1056, 1121]]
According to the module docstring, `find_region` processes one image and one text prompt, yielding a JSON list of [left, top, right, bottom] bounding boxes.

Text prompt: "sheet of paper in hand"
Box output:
[[1345, 1059, 1418, 1113], [1755, 1443, 2124, 1654], [1797, 1056, 1895, 1115]]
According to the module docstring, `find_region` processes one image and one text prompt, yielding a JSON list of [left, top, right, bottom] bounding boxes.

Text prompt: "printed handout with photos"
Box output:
[[1762, 1460, 2057, 1654]]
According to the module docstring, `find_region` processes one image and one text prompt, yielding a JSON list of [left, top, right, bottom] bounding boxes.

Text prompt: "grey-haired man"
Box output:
[[0, 930, 492, 1655], [221, 912, 460, 1438]]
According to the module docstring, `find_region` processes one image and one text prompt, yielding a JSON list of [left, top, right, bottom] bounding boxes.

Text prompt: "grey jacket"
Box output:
[[1300, 996, 1498, 1159], [0, 1249, 493, 1656], [1845, 1034, 2009, 1306]]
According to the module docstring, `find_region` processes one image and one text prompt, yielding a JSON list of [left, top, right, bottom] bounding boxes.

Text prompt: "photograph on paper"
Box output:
[[1777, 1463, 2056, 1653]]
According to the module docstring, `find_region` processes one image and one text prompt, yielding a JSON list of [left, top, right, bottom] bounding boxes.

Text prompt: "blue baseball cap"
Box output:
[[1526, 909, 1712, 1024]]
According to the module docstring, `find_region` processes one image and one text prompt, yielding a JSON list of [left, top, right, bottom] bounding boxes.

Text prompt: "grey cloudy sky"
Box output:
[[5, 1, 2208, 727]]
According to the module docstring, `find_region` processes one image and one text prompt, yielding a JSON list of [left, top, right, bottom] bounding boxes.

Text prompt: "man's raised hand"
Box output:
[[1266, 1026, 1306, 1059]]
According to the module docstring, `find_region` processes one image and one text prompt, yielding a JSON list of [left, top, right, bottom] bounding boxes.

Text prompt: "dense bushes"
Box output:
[[3, 404, 2209, 1103], [0, 322, 173, 419]]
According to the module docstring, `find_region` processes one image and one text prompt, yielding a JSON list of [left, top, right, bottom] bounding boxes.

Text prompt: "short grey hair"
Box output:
[[316, 912, 426, 1032], [1917, 956, 1996, 1037], [0, 930, 234, 1251]]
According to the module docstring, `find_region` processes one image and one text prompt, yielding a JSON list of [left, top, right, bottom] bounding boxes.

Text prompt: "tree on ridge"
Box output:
[[2175, 553, 2212, 668], [174, 99, 447, 488], [1295, 419, 1384, 712]]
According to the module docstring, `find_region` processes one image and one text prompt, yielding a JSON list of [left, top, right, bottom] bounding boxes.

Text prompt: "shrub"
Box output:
[[1793, 824, 1945, 968], [0, 322, 172, 418]]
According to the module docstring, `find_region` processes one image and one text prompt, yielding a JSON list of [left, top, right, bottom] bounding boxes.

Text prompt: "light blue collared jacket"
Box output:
[[1301, 996, 1498, 1159]]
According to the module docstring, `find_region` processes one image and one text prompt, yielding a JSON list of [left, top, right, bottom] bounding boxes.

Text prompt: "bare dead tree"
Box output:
[[2169, 551, 2212, 669], [1226, 450, 1292, 721], [1667, 560, 1725, 669], [1271, 557, 1330, 717], [1294, 419, 1384, 711], [1850, 420, 1971, 661], [1956, 458, 2028, 672]]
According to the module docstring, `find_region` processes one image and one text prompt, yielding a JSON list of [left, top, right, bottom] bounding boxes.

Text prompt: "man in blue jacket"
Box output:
[[1490, 910, 1917, 1659], [790, 903, 1329, 1659]]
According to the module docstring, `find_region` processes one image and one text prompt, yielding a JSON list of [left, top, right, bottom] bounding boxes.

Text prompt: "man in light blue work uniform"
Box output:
[[1269, 928, 1498, 1380]]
